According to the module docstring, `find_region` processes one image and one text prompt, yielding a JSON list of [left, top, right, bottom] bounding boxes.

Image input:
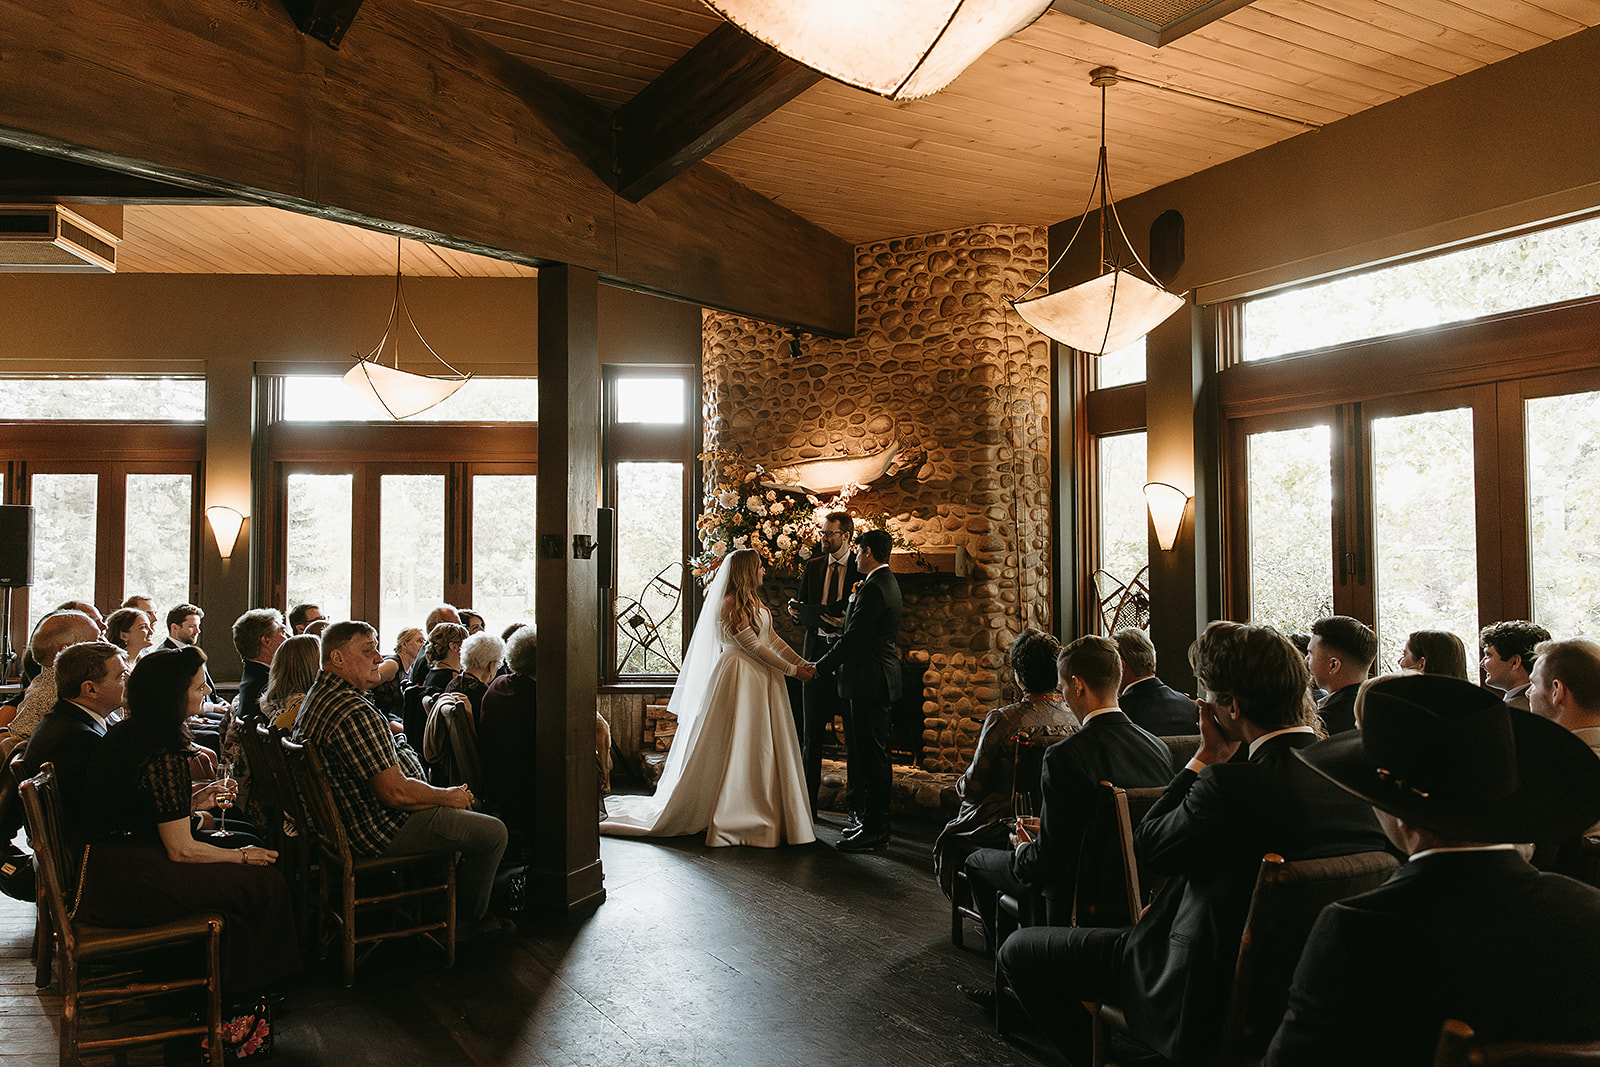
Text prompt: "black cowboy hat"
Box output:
[[1297, 673, 1600, 842]]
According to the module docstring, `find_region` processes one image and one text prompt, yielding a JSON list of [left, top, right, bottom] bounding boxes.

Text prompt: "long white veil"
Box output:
[[651, 559, 733, 788]]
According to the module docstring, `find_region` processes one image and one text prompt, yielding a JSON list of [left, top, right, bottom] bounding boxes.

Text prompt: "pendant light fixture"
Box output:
[[342, 237, 471, 420], [1011, 66, 1187, 355], [701, 0, 1052, 101]]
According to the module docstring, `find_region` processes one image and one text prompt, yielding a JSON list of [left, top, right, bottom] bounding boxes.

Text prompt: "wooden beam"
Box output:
[[0, 147, 233, 204], [0, 0, 854, 335], [615, 23, 821, 203], [279, 0, 366, 49]]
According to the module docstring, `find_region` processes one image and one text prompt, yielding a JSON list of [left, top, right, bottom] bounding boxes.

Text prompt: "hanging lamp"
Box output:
[[701, 0, 1051, 101], [1011, 66, 1187, 355], [342, 237, 471, 420]]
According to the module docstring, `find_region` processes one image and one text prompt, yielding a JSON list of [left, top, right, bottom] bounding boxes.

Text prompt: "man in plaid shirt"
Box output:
[[293, 620, 509, 932]]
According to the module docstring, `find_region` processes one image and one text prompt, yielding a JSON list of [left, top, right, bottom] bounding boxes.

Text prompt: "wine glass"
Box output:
[[213, 762, 238, 838]]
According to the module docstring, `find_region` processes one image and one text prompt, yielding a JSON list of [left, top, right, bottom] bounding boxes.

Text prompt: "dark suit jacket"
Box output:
[[1012, 710, 1173, 901], [20, 698, 108, 852], [796, 551, 861, 660], [1123, 731, 1391, 1062], [237, 659, 270, 722], [1267, 850, 1600, 1066], [1119, 677, 1199, 737], [159, 635, 221, 698], [1316, 684, 1359, 735], [815, 565, 902, 703]]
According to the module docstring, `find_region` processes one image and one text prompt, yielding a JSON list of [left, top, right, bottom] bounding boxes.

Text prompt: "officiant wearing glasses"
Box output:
[[789, 512, 861, 817]]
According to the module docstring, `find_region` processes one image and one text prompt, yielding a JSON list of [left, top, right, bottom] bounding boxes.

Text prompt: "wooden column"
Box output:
[[532, 263, 604, 918]]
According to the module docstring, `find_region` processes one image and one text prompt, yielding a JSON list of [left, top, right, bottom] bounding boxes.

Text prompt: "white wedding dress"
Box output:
[[600, 593, 816, 848]]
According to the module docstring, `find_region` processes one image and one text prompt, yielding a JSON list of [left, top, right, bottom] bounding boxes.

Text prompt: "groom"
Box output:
[[816, 528, 903, 852]]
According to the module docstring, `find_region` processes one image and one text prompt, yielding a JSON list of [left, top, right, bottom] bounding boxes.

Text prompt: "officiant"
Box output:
[[788, 511, 860, 817]]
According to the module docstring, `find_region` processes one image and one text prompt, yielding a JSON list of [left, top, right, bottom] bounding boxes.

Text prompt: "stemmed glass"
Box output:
[[1012, 791, 1035, 824], [213, 761, 238, 838]]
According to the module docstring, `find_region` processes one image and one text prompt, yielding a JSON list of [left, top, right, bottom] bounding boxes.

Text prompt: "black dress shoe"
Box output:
[[957, 983, 996, 1012], [843, 813, 863, 833], [836, 827, 891, 852]]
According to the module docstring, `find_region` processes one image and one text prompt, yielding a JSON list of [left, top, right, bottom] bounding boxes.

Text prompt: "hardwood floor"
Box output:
[[0, 815, 1054, 1065]]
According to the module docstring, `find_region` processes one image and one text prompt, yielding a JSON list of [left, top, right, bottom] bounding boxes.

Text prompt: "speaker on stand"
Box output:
[[0, 506, 35, 685]]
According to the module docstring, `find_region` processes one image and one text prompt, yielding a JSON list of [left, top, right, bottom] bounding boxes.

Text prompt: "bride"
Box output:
[[601, 549, 817, 847]]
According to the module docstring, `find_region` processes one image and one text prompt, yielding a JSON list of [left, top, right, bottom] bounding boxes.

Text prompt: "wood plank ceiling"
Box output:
[[90, 0, 1600, 273]]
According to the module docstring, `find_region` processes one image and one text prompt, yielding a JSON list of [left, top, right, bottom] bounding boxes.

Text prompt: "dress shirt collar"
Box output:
[[1248, 725, 1316, 757], [65, 699, 108, 729], [828, 548, 851, 567], [1082, 706, 1122, 724], [1502, 682, 1531, 704], [1410, 843, 1519, 862]]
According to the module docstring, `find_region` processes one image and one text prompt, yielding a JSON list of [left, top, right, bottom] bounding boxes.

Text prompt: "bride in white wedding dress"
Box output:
[[600, 549, 817, 847]]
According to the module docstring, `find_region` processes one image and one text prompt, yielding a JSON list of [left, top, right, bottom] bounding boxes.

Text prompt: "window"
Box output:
[[1096, 431, 1148, 589], [281, 377, 538, 421], [0, 378, 206, 420], [1527, 388, 1600, 639], [1095, 338, 1146, 388]]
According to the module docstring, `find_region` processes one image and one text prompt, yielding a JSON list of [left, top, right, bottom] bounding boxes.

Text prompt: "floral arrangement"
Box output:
[[690, 448, 905, 583]]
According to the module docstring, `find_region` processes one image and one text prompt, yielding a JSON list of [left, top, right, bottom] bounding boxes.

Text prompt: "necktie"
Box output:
[[828, 560, 842, 606]]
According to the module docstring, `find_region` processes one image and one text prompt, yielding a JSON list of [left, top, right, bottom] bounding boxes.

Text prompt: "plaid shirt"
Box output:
[[292, 669, 425, 856]]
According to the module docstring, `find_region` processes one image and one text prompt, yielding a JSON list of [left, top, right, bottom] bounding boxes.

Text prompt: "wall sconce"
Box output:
[[1143, 482, 1189, 552], [206, 505, 246, 560]]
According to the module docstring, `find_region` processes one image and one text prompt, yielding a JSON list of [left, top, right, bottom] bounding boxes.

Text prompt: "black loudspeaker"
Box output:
[[0, 506, 33, 588], [1150, 209, 1185, 287], [596, 507, 615, 591]]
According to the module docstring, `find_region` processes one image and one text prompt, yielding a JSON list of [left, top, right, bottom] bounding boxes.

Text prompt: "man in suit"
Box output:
[[21, 640, 126, 851], [1307, 614, 1376, 734], [960, 634, 1173, 956], [1267, 673, 1600, 1065], [1000, 621, 1390, 1066], [1479, 618, 1551, 711], [787, 511, 860, 814], [232, 608, 289, 722], [815, 528, 902, 851], [5, 610, 101, 740], [1113, 627, 1199, 736]]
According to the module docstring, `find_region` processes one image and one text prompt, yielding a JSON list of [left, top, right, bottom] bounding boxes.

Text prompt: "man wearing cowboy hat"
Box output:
[[1267, 673, 1600, 1065]]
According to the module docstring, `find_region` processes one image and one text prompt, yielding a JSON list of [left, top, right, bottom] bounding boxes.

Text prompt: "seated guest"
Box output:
[[1114, 627, 1199, 736], [105, 606, 157, 662], [479, 626, 537, 838], [1528, 638, 1600, 756], [53, 600, 106, 635], [960, 634, 1171, 956], [288, 603, 324, 635], [421, 623, 468, 693], [20, 640, 126, 851], [264, 635, 322, 732], [370, 627, 423, 720], [1267, 674, 1600, 1065], [934, 630, 1076, 898], [1307, 615, 1377, 734], [292, 622, 509, 935], [1396, 628, 1470, 679], [1479, 619, 1551, 711], [8, 610, 100, 740], [460, 609, 486, 635], [408, 605, 462, 685], [121, 593, 155, 616], [232, 608, 289, 723], [446, 632, 504, 725], [160, 602, 229, 717], [78, 646, 300, 1011], [1000, 621, 1390, 1066]]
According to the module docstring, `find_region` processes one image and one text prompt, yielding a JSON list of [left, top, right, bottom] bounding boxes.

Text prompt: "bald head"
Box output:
[[30, 611, 101, 667]]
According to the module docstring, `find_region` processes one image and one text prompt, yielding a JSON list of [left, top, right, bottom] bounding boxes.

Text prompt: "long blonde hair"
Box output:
[[722, 549, 765, 633]]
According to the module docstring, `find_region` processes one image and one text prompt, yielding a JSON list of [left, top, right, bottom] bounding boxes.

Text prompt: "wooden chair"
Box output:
[[20, 764, 224, 1066], [1091, 849, 1400, 1066], [950, 729, 1055, 952], [1433, 1019, 1600, 1066], [241, 721, 316, 946], [280, 736, 456, 986]]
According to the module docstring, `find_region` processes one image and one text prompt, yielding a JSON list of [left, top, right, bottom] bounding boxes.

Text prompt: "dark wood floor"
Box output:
[[2, 815, 1055, 1066]]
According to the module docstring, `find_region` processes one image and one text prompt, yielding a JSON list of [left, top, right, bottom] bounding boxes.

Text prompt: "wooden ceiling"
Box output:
[[77, 0, 1600, 273]]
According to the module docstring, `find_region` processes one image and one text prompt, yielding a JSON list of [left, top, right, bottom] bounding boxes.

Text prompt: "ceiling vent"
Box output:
[[0, 205, 119, 273], [1051, 0, 1257, 47]]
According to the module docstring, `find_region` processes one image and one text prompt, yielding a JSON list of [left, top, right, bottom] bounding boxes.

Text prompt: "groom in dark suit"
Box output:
[[788, 511, 861, 814], [816, 528, 902, 852]]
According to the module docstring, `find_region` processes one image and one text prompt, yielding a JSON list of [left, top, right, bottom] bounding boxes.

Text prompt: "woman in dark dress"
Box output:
[[421, 622, 468, 693], [80, 646, 301, 1002]]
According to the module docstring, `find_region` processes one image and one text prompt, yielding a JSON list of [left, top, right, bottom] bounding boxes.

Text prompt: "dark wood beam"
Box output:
[[0, 0, 854, 335], [280, 0, 366, 49], [0, 147, 234, 204], [615, 23, 821, 203]]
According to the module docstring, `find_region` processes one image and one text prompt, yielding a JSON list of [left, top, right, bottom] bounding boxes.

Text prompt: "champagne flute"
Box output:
[[214, 761, 238, 838]]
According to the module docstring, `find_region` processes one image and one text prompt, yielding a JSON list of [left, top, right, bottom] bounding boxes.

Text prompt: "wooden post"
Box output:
[[532, 263, 605, 918]]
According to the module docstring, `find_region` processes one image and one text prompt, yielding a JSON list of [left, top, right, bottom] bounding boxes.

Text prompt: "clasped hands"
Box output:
[[794, 661, 819, 681], [1010, 815, 1040, 850]]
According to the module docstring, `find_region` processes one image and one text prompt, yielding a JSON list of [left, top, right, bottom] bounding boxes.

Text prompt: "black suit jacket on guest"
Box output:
[[1122, 731, 1391, 1063], [1119, 677, 1199, 737], [237, 659, 270, 722], [815, 566, 903, 701], [1316, 684, 1359, 735], [1267, 850, 1600, 1066], [1012, 711, 1174, 901], [796, 551, 861, 660], [20, 698, 108, 851]]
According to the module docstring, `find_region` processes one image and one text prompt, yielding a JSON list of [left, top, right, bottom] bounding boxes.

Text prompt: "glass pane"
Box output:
[[0, 379, 205, 420], [1245, 425, 1333, 633], [282, 377, 537, 422], [286, 474, 353, 624], [125, 474, 193, 620], [379, 475, 445, 642], [615, 462, 684, 674], [1528, 389, 1600, 639], [1369, 408, 1478, 668], [471, 475, 537, 633], [30, 474, 97, 630], [615, 378, 685, 424], [1097, 432, 1147, 589], [1243, 215, 1600, 361], [1095, 338, 1146, 388]]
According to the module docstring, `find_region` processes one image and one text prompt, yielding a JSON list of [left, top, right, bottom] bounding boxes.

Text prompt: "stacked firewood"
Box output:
[[638, 701, 676, 785]]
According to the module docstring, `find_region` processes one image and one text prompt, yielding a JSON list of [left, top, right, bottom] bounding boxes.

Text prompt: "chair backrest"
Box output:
[[1219, 850, 1401, 1062], [18, 764, 76, 951], [434, 696, 484, 792], [1071, 781, 1141, 928], [1162, 734, 1202, 774], [1433, 1019, 1600, 1067], [280, 737, 350, 864], [238, 722, 288, 850]]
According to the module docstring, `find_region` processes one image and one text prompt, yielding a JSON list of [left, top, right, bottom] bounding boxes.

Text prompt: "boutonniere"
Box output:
[[850, 580, 863, 599]]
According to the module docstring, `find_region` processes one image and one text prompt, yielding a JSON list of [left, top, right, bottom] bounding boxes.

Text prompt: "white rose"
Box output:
[[717, 490, 739, 508], [776, 533, 793, 550], [765, 490, 777, 501], [749, 502, 767, 516], [770, 500, 785, 513], [713, 540, 728, 556], [734, 535, 748, 548]]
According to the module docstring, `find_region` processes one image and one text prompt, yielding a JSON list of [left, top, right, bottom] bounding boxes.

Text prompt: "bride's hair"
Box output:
[[722, 549, 764, 633]]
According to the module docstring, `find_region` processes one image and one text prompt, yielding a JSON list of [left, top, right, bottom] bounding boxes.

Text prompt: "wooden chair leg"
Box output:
[[34, 899, 53, 988], [341, 871, 357, 987]]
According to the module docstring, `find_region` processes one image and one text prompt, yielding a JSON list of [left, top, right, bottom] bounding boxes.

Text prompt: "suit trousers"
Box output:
[[384, 804, 509, 920], [801, 668, 850, 812], [962, 846, 1029, 953], [842, 691, 892, 832], [999, 924, 1129, 1067]]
